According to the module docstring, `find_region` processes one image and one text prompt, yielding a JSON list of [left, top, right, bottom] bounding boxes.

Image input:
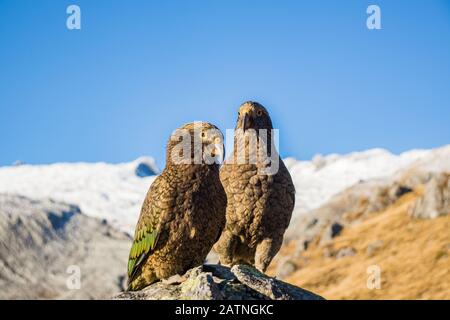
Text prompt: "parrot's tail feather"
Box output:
[[127, 272, 158, 292]]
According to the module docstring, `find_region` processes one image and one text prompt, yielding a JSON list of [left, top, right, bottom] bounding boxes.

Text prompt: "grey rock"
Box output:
[[408, 172, 450, 219], [114, 264, 324, 300], [275, 258, 297, 279], [135, 162, 157, 178], [335, 247, 356, 259], [330, 222, 344, 238], [0, 193, 131, 299], [366, 240, 384, 256], [232, 265, 324, 300], [395, 186, 413, 198], [320, 222, 344, 245], [321, 246, 356, 259]]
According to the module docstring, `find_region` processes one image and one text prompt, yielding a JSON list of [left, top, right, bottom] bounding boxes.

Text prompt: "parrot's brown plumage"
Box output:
[[214, 101, 295, 272], [127, 122, 226, 291]]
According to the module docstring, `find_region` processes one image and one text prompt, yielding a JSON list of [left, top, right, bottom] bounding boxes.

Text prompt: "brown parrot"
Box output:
[[127, 122, 226, 291], [214, 101, 295, 272]]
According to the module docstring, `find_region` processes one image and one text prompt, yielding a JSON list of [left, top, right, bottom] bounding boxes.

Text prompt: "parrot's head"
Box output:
[[236, 101, 273, 133], [167, 122, 225, 166]]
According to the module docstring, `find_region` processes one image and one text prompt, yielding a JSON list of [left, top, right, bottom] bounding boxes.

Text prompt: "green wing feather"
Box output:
[[127, 224, 159, 278], [126, 176, 175, 288]]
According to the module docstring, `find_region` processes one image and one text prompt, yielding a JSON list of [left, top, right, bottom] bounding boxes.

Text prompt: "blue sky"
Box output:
[[0, 0, 449, 168]]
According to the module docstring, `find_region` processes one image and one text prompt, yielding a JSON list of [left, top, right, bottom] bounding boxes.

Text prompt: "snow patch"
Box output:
[[0, 157, 159, 234], [287, 146, 447, 215]]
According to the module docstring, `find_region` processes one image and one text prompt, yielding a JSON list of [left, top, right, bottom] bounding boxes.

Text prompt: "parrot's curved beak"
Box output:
[[241, 113, 252, 132]]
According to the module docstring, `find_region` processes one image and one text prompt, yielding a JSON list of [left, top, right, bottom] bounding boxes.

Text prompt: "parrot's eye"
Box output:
[[201, 132, 206, 138], [256, 110, 263, 117]]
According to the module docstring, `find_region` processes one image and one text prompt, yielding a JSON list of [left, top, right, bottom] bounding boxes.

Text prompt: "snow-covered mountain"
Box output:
[[1, 146, 449, 234], [0, 194, 130, 299], [0, 157, 158, 234], [285, 147, 446, 214]]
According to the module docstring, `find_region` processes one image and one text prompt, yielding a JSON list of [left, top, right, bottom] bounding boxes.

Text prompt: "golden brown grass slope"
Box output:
[[270, 190, 450, 299]]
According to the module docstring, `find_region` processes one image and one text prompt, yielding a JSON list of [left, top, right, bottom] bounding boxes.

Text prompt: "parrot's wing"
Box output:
[[219, 163, 231, 191], [127, 218, 159, 282], [127, 175, 173, 284]]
